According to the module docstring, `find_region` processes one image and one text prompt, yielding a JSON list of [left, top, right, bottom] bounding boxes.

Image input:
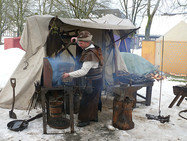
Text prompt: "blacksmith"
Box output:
[[63, 31, 103, 127]]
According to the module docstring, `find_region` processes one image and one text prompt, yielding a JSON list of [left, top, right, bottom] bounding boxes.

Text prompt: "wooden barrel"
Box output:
[[112, 97, 134, 130], [49, 101, 63, 118]]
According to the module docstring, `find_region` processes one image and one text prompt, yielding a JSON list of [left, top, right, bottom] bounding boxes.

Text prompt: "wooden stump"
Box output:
[[112, 97, 134, 130]]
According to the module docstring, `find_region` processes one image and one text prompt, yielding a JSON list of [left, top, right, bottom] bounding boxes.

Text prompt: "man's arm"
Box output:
[[63, 61, 98, 78]]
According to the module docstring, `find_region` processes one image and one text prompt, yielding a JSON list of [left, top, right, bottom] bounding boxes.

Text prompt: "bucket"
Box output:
[[49, 101, 63, 118]]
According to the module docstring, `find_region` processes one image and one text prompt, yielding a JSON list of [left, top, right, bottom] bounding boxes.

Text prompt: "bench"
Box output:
[[168, 85, 187, 108]]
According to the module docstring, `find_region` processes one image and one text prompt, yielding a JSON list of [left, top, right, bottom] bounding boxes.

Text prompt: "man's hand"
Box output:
[[63, 73, 70, 79]]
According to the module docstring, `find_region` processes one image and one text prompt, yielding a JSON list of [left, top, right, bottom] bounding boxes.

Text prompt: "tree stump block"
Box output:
[[112, 97, 134, 130]]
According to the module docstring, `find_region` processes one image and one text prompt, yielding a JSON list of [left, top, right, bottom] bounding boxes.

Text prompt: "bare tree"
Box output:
[[177, 0, 187, 7], [145, 0, 161, 40], [9, 0, 32, 37], [67, 0, 97, 18], [176, 0, 187, 13], [120, 0, 147, 25], [0, 0, 111, 41], [0, 0, 12, 44], [52, 0, 73, 17], [28, 0, 67, 16], [36, 0, 55, 15], [157, 0, 187, 15], [54, 0, 110, 19]]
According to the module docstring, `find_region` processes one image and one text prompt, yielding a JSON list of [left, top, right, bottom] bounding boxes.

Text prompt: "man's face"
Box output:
[[77, 41, 90, 49]]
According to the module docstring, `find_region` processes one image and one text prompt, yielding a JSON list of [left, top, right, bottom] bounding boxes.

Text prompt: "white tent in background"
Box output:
[[157, 20, 187, 41], [0, 14, 137, 109], [155, 20, 187, 75]]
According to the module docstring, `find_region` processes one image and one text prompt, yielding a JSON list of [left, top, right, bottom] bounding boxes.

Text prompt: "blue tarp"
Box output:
[[113, 34, 131, 52]]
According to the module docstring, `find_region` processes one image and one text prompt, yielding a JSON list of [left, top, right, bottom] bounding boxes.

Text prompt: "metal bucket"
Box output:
[[49, 101, 63, 118]]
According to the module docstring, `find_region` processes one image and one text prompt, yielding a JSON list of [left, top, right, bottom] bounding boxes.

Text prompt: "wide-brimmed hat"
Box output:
[[77, 31, 93, 42]]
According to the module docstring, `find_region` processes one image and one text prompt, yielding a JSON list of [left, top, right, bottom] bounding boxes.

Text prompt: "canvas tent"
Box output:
[[155, 20, 187, 75], [0, 14, 138, 110]]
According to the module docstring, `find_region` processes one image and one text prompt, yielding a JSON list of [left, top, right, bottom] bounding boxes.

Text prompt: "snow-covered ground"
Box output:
[[0, 44, 186, 141], [0, 46, 25, 89]]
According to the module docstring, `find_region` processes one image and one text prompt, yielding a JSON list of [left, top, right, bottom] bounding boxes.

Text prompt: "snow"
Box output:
[[0, 44, 186, 141], [0, 45, 25, 89]]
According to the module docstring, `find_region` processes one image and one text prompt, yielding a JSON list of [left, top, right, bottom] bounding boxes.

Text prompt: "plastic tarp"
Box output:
[[120, 52, 157, 76], [116, 52, 157, 84]]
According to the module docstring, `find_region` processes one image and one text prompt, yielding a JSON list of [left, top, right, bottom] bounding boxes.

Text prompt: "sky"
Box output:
[[138, 15, 187, 35], [110, 0, 187, 35]]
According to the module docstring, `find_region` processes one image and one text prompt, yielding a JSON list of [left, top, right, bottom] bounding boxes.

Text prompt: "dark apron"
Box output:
[[78, 77, 102, 122]]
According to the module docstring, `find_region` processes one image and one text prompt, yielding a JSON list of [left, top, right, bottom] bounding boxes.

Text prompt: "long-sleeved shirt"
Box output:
[[69, 44, 99, 78]]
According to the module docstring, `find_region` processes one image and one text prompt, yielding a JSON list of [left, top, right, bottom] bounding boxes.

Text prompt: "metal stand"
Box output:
[[41, 86, 74, 134], [146, 36, 170, 124], [112, 81, 154, 107]]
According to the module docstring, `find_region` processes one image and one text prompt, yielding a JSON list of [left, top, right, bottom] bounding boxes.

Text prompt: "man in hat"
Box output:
[[63, 31, 103, 127]]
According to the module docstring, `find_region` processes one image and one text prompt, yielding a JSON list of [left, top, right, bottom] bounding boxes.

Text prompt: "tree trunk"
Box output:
[[145, 17, 153, 40], [0, 35, 3, 45], [17, 30, 20, 37], [145, 0, 161, 40]]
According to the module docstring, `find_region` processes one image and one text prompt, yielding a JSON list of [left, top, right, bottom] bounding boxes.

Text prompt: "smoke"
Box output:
[[47, 55, 75, 86]]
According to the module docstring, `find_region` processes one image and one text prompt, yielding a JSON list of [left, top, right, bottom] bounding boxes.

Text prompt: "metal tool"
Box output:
[[146, 36, 170, 123], [9, 78, 17, 119], [7, 113, 42, 131], [146, 114, 170, 123]]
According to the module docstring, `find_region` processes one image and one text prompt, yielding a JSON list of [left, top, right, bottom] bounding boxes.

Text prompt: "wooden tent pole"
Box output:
[[109, 30, 119, 82]]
